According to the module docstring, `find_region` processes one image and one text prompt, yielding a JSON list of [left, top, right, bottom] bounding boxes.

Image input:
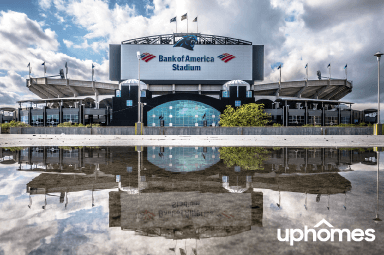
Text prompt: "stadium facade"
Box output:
[[0, 33, 377, 126]]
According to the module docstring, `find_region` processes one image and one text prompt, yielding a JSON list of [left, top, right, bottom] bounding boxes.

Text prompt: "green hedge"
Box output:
[[1, 121, 30, 133]]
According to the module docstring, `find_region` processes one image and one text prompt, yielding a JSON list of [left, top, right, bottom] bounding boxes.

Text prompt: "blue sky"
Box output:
[[0, 0, 384, 111]]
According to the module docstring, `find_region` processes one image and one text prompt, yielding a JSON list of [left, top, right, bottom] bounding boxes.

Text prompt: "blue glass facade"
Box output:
[[147, 100, 221, 127], [147, 146, 220, 172]]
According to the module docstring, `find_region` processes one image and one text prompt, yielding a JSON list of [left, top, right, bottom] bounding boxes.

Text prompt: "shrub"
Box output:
[[219, 104, 270, 127], [1, 121, 30, 133], [57, 122, 98, 127], [272, 123, 282, 127]]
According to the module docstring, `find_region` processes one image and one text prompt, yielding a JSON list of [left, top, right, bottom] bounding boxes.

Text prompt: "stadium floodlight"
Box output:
[[137, 51, 141, 123], [374, 52, 383, 124]]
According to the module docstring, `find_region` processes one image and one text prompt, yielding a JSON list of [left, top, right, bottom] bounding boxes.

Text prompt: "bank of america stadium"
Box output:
[[0, 33, 376, 126]]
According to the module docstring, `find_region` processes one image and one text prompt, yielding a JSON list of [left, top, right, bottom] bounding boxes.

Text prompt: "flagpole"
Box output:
[[345, 64, 347, 80], [197, 16, 198, 33], [329, 64, 331, 80], [176, 18, 177, 33], [187, 15, 188, 33]]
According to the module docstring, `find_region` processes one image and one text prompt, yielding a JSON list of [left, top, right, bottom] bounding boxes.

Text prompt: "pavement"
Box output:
[[1, 134, 384, 147]]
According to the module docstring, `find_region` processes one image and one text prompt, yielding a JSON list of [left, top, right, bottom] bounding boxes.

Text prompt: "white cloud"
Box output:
[[54, 13, 65, 23], [38, 0, 52, 10], [2, 0, 384, 107], [63, 39, 73, 48]]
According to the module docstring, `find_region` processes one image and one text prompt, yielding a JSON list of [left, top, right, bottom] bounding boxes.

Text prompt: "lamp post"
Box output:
[[374, 52, 383, 124], [137, 51, 141, 123], [373, 150, 382, 223]]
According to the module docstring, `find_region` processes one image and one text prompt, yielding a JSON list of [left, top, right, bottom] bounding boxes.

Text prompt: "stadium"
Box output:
[[0, 33, 376, 126]]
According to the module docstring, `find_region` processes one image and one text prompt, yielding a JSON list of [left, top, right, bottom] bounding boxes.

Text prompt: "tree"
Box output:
[[219, 103, 270, 127], [219, 147, 270, 171]]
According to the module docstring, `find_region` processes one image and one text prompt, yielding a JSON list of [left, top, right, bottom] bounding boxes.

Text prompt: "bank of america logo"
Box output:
[[140, 53, 156, 62], [218, 53, 235, 63]]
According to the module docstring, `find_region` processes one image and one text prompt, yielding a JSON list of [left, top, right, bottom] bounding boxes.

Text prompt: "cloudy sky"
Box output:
[[0, 0, 383, 111]]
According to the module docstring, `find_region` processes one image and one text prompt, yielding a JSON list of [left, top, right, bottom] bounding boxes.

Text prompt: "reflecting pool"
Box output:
[[0, 146, 382, 254]]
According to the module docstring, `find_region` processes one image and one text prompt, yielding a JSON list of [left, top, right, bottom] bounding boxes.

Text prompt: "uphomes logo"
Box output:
[[277, 219, 375, 246], [173, 35, 198, 51]]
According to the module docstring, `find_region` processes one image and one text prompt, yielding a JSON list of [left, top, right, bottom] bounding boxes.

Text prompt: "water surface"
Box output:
[[0, 146, 382, 254]]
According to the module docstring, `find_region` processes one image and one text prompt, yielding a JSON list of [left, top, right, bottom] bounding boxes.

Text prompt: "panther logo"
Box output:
[[173, 35, 198, 51]]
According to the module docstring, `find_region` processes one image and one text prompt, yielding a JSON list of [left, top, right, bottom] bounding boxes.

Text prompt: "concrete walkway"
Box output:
[[1, 134, 384, 147]]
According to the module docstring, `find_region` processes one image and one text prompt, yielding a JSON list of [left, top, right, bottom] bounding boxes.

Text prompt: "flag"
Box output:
[[181, 13, 187, 21], [65, 62, 67, 68], [170, 16, 176, 23], [193, 17, 197, 22], [305, 63, 308, 69], [344, 64, 347, 69], [92, 63, 95, 69], [27, 62, 30, 67], [327, 63, 331, 68], [42, 62, 45, 66], [179, 248, 187, 255], [169, 248, 175, 251], [277, 64, 281, 70]]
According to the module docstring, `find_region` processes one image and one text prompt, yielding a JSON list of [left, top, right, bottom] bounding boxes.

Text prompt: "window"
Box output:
[[141, 90, 146, 97], [21, 115, 28, 124], [235, 100, 241, 107], [126, 167, 132, 172], [246, 91, 253, 98], [47, 114, 59, 126], [288, 115, 305, 125], [63, 114, 79, 123], [222, 91, 229, 98], [147, 100, 220, 127], [32, 115, 44, 126], [126, 100, 133, 106], [308, 116, 321, 125], [341, 116, 350, 124], [325, 116, 338, 126], [116, 90, 121, 97]]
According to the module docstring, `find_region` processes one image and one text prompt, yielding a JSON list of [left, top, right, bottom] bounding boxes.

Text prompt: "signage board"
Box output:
[[121, 44, 253, 81]]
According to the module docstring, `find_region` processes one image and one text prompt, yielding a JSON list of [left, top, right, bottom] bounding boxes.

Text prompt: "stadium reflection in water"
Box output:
[[0, 146, 382, 254]]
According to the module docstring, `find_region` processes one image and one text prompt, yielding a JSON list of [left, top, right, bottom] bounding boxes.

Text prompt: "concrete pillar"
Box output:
[[28, 107, 32, 126], [338, 104, 341, 124], [106, 106, 110, 126], [59, 105, 63, 124], [172, 84, 175, 94], [43, 106, 46, 127], [305, 101, 308, 125], [18, 108, 21, 122], [198, 84, 201, 95], [95, 93, 99, 109], [322, 107, 325, 126]]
